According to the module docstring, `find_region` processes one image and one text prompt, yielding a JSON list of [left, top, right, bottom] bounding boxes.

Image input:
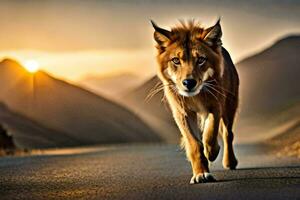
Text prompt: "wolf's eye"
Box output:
[[197, 56, 207, 66], [171, 57, 180, 65]]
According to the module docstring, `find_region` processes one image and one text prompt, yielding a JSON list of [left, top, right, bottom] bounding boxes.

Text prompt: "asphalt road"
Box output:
[[0, 144, 299, 200]]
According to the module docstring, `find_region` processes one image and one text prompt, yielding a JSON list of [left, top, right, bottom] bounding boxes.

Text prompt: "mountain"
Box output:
[[80, 73, 143, 100], [125, 76, 180, 142], [0, 59, 161, 147], [124, 35, 300, 143], [237, 35, 300, 119], [0, 102, 79, 149]]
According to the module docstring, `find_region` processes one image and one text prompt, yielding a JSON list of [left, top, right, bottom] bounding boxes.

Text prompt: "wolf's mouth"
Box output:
[[178, 85, 203, 97]]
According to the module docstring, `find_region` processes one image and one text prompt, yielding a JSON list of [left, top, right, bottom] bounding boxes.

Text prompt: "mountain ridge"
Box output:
[[0, 58, 161, 147]]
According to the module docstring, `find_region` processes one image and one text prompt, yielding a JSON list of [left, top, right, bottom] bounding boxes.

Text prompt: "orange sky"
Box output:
[[0, 0, 299, 82]]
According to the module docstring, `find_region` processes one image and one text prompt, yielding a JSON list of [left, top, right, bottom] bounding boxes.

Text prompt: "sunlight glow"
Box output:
[[23, 60, 40, 73]]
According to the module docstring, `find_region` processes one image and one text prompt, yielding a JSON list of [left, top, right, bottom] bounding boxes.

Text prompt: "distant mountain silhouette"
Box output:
[[0, 59, 161, 147], [124, 35, 300, 142], [124, 76, 179, 142], [0, 102, 79, 149], [237, 35, 300, 118], [80, 73, 142, 100]]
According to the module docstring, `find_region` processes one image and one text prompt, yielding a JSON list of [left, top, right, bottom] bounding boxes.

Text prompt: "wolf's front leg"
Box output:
[[202, 113, 221, 162], [173, 111, 215, 184]]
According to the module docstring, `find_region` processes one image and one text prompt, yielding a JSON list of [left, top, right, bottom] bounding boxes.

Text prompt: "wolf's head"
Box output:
[[152, 20, 224, 97]]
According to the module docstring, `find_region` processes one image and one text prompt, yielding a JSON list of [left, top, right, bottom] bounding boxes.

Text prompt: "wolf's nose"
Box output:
[[182, 79, 197, 91]]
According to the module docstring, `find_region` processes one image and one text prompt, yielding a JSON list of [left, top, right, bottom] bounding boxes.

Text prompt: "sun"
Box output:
[[23, 60, 40, 73]]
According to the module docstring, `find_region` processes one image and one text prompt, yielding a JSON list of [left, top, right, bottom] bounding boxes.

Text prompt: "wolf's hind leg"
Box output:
[[202, 113, 220, 162], [221, 118, 238, 169]]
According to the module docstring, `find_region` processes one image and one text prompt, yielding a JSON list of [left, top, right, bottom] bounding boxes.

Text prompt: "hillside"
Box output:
[[0, 103, 78, 149], [125, 76, 179, 142], [0, 59, 161, 147], [237, 35, 300, 118], [80, 73, 143, 99]]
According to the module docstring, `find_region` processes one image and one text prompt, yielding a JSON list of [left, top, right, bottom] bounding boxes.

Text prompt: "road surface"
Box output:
[[0, 144, 299, 200]]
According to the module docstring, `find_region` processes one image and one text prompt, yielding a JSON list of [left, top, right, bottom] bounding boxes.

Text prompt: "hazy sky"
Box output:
[[0, 0, 299, 81]]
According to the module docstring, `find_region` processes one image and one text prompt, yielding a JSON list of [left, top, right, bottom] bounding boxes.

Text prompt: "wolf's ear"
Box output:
[[151, 20, 171, 47], [203, 19, 222, 46]]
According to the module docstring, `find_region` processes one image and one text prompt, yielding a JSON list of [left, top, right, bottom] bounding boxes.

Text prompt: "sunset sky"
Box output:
[[0, 0, 299, 82]]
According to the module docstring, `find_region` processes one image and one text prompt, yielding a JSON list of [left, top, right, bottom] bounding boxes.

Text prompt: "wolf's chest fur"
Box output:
[[184, 94, 208, 113]]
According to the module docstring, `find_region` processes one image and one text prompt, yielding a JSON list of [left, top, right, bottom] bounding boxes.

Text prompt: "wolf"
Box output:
[[151, 19, 239, 184]]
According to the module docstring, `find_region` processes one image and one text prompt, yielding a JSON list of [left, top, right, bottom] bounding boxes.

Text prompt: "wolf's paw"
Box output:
[[189, 172, 216, 184], [223, 156, 238, 170], [204, 142, 220, 162]]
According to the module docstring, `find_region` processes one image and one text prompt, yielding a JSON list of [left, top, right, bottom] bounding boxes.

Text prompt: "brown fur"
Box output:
[[152, 19, 239, 184]]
